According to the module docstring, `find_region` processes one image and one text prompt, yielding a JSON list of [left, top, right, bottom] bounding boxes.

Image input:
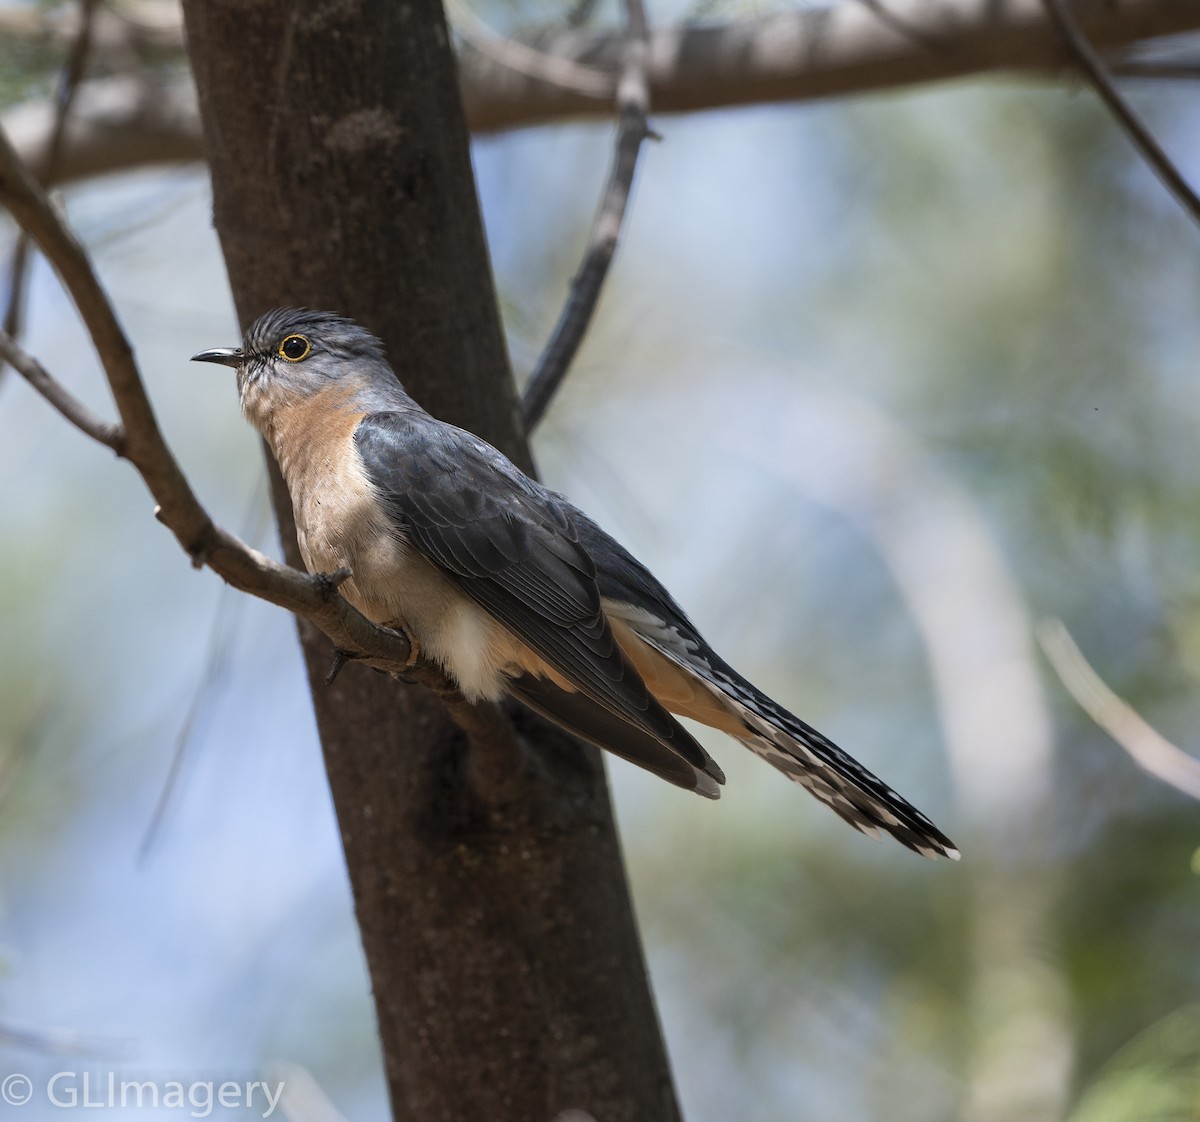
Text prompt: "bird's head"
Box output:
[[192, 308, 396, 435]]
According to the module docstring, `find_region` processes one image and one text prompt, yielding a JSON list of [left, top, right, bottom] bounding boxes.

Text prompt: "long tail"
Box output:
[[608, 609, 959, 859], [720, 688, 959, 860]]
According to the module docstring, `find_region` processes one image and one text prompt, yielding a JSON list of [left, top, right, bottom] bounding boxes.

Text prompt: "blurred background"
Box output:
[[3, 1, 1200, 1119]]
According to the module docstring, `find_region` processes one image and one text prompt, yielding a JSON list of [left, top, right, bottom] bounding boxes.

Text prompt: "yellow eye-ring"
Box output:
[[278, 334, 311, 362]]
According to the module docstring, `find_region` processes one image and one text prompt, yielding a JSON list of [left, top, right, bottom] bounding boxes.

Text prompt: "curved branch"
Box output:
[[444, 0, 613, 99], [0, 330, 125, 452], [521, 0, 653, 431], [1038, 617, 1200, 801], [0, 120, 421, 677]]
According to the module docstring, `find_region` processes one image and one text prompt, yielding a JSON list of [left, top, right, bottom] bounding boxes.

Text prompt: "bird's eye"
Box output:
[[278, 334, 311, 362]]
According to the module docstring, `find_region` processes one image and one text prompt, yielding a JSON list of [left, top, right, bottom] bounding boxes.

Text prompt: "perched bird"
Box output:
[[194, 309, 958, 860]]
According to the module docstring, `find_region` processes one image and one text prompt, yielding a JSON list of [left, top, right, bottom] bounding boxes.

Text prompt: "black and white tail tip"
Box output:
[[730, 697, 960, 861]]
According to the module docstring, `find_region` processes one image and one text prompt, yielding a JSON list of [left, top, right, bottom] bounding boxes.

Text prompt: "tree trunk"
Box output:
[[179, 3, 682, 1120]]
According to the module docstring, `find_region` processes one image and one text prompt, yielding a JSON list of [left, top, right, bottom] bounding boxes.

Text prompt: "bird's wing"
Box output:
[[571, 510, 959, 859], [353, 410, 724, 790], [505, 673, 720, 797]]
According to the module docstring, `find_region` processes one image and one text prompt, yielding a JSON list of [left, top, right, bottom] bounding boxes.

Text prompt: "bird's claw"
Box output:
[[381, 619, 420, 673], [402, 629, 420, 671], [326, 623, 418, 687], [325, 647, 357, 686]]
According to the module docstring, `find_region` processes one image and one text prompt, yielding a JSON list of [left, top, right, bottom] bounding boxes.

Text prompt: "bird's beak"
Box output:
[[191, 347, 243, 369]]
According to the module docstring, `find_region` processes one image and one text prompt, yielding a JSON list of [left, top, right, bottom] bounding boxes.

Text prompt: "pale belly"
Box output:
[[292, 485, 538, 703]]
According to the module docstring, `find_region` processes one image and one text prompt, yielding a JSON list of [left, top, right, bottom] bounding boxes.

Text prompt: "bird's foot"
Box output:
[[382, 619, 421, 673]]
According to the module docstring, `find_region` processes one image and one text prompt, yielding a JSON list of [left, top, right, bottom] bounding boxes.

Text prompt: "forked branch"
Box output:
[[0, 331, 124, 452], [0, 120, 419, 677]]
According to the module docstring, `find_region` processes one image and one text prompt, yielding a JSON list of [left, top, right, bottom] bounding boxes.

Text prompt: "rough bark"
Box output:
[[179, 2, 681, 1120]]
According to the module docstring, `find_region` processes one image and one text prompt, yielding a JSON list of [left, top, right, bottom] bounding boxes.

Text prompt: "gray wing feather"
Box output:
[[506, 674, 720, 798], [353, 411, 723, 785]]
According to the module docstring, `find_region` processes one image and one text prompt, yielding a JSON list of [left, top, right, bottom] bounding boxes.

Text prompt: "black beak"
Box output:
[[191, 347, 243, 368]]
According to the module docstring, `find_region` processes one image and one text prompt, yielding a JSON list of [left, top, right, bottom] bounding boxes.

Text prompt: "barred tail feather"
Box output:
[[727, 697, 959, 860], [600, 598, 959, 859]]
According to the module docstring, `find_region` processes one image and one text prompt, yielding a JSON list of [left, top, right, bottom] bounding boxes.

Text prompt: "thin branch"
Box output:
[[1, 0, 99, 381], [0, 120, 425, 679], [1037, 617, 1200, 802], [444, 0, 613, 99], [1, 241, 33, 380], [520, 0, 653, 431], [0, 329, 125, 452], [1043, 0, 1200, 227]]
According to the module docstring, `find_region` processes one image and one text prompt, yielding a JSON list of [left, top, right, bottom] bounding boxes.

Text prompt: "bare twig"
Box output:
[[520, 0, 654, 431], [0, 329, 125, 452], [0, 120, 422, 678], [1, 242, 33, 380], [1, 0, 99, 381], [444, 0, 613, 99], [1044, 0, 1200, 228], [1037, 617, 1200, 801]]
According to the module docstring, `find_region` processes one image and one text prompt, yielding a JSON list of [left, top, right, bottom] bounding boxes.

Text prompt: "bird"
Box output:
[[193, 309, 959, 860]]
